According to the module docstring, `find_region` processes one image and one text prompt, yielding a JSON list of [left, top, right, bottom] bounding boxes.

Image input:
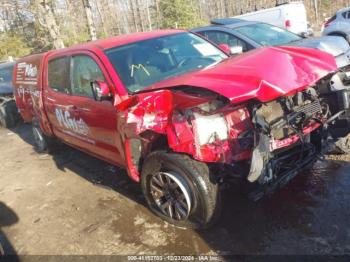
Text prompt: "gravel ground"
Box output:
[[0, 123, 350, 257]]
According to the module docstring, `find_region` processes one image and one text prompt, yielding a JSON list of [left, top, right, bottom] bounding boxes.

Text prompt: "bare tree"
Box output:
[[82, 0, 97, 40], [33, 0, 65, 49]]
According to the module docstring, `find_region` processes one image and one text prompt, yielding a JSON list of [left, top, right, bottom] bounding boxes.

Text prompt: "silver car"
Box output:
[[322, 7, 350, 43]]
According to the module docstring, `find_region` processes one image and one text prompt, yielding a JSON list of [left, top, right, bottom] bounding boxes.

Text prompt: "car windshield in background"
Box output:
[[105, 32, 227, 92], [233, 23, 302, 46]]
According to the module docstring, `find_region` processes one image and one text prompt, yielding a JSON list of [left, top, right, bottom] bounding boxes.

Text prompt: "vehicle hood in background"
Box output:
[[291, 35, 350, 57], [143, 46, 337, 104]]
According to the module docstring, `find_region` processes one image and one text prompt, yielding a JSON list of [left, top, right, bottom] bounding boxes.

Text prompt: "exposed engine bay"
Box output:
[[244, 88, 331, 199]]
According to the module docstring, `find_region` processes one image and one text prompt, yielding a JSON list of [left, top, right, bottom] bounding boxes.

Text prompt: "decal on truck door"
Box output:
[[16, 62, 38, 85], [55, 108, 90, 136]]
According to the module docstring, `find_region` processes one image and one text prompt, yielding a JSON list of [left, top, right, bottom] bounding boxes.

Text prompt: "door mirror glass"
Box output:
[[230, 46, 243, 55], [91, 80, 112, 101]]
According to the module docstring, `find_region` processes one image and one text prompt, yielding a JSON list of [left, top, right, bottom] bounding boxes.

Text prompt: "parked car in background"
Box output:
[[322, 6, 350, 42], [192, 21, 350, 153], [0, 62, 20, 128], [232, 1, 311, 36], [14, 30, 341, 228]]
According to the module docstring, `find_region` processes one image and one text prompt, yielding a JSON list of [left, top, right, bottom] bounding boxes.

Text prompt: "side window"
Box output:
[[204, 31, 251, 52], [48, 57, 71, 94], [71, 55, 105, 97], [342, 11, 350, 19]]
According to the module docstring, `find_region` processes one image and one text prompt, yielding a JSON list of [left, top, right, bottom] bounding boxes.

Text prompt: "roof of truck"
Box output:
[[63, 29, 185, 51]]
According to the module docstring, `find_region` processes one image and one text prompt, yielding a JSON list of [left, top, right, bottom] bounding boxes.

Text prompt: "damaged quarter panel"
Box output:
[[116, 88, 253, 181]]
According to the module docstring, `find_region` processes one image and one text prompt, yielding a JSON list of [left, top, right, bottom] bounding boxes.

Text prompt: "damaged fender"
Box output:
[[116, 89, 252, 181]]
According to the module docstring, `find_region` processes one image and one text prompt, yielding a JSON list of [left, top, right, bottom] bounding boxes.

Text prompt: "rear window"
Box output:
[[48, 57, 71, 94]]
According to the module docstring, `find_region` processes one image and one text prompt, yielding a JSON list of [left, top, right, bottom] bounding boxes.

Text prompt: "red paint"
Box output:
[[269, 122, 321, 151], [13, 31, 337, 182], [144, 46, 337, 103]]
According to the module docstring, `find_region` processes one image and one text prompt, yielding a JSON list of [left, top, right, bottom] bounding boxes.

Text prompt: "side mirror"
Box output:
[[218, 43, 231, 55], [230, 46, 243, 55], [91, 80, 112, 101]]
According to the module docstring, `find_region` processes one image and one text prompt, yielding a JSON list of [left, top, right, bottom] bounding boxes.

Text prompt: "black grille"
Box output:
[[293, 100, 322, 116]]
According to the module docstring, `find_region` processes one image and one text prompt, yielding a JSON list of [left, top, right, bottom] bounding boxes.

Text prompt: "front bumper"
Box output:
[[248, 142, 318, 201]]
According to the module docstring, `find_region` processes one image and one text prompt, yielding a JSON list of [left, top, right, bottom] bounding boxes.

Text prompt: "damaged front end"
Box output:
[[245, 88, 332, 200], [114, 46, 342, 200], [116, 85, 337, 201]]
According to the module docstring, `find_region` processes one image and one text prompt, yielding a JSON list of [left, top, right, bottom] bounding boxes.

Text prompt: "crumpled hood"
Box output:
[[143, 46, 337, 104], [291, 36, 350, 57]]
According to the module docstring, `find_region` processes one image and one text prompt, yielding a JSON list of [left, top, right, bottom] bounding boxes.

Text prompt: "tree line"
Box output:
[[0, 0, 350, 61]]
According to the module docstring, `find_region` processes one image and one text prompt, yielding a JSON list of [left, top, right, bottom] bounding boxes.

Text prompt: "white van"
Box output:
[[234, 1, 309, 36]]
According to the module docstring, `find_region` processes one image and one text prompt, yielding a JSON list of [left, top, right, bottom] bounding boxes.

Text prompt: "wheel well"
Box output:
[[328, 32, 348, 39], [129, 132, 170, 176], [149, 135, 169, 152]]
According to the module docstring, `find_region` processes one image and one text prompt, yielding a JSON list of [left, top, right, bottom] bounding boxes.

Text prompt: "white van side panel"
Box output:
[[234, 2, 308, 35], [236, 9, 284, 28], [284, 3, 308, 34]]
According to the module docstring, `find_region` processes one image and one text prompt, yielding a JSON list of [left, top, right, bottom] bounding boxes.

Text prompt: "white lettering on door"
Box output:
[[55, 108, 90, 136]]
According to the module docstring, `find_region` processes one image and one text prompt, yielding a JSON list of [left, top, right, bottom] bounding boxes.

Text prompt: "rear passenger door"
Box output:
[[44, 56, 83, 146]]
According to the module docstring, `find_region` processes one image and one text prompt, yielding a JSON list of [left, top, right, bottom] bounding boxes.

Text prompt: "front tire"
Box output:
[[141, 151, 221, 229], [32, 118, 57, 153]]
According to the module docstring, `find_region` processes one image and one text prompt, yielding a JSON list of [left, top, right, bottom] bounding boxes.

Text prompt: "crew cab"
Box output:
[[14, 30, 340, 228]]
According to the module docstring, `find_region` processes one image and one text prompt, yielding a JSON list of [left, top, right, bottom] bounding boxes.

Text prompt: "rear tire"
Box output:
[[141, 151, 221, 229], [0, 100, 19, 128], [32, 118, 57, 153]]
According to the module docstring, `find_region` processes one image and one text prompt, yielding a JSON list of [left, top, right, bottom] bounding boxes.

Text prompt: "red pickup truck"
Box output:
[[14, 30, 339, 228]]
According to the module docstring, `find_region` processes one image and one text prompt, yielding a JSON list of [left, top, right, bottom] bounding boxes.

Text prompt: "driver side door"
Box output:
[[68, 52, 123, 166]]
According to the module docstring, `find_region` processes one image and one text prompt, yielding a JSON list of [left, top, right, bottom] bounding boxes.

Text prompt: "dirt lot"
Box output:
[[1, 123, 350, 257]]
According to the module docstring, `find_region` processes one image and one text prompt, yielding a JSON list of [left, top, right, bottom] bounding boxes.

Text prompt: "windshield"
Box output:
[[233, 23, 302, 46], [105, 32, 227, 92]]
